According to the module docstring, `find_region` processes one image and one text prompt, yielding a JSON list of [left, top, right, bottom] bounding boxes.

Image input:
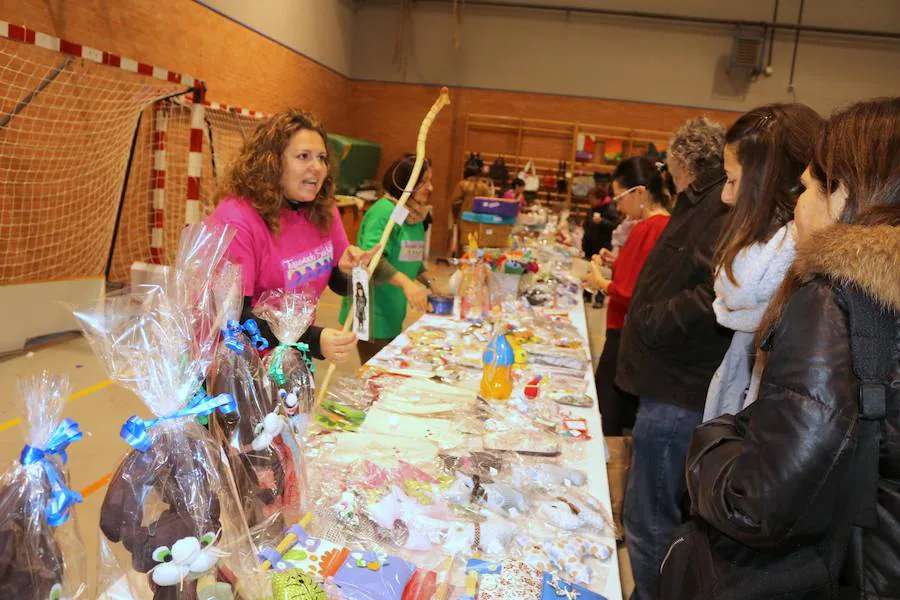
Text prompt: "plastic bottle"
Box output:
[[480, 334, 515, 400]]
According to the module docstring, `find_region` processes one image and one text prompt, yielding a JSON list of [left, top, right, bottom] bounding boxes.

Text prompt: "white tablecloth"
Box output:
[[370, 295, 623, 600]]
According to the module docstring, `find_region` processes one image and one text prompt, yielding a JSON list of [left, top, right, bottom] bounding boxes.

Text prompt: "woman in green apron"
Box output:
[[340, 155, 433, 363]]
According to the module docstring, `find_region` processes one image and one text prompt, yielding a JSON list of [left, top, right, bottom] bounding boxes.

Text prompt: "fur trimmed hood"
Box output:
[[794, 224, 900, 312]]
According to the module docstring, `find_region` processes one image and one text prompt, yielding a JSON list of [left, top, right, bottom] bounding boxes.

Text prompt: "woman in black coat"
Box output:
[[684, 98, 900, 598]]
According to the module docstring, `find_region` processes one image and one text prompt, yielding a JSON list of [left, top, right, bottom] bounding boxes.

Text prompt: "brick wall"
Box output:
[[4, 2, 743, 258], [347, 81, 742, 254], [1, 0, 350, 129]]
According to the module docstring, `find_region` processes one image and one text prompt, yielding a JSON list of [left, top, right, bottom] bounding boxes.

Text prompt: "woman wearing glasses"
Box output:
[[583, 156, 670, 436]]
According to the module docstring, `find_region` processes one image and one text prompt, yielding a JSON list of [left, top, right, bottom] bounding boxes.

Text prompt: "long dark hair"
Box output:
[[810, 97, 900, 223], [757, 97, 900, 347], [715, 104, 823, 285], [612, 156, 667, 206]]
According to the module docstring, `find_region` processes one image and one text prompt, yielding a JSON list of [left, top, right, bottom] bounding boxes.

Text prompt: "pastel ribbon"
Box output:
[[19, 418, 84, 526], [120, 390, 237, 452], [222, 319, 269, 354], [268, 342, 314, 386]]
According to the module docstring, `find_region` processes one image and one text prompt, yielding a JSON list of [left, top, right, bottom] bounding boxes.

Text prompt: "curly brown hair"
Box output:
[[214, 109, 334, 234]]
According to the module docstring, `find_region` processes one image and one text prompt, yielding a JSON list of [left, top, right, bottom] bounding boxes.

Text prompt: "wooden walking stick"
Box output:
[[314, 87, 451, 411]]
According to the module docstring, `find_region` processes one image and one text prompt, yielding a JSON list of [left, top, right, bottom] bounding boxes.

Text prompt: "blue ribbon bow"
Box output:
[[241, 319, 269, 351], [120, 390, 237, 452], [19, 418, 84, 527], [222, 319, 245, 353], [221, 319, 269, 354]]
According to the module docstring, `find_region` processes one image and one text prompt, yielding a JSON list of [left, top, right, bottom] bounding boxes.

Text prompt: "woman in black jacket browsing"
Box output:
[[685, 97, 900, 599]]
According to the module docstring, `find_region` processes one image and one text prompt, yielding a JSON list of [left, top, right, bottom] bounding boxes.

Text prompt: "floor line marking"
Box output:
[[80, 471, 113, 498], [0, 379, 112, 433]]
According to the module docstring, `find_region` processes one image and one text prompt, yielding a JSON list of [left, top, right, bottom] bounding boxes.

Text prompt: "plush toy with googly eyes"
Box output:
[[149, 531, 225, 587], [251, 413, 287, 452], [99, 443, 225, 600], [279, 388, 298, 414]]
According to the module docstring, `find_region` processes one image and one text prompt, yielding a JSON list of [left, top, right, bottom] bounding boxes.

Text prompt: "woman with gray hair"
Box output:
[[615, 116, 734, 600]]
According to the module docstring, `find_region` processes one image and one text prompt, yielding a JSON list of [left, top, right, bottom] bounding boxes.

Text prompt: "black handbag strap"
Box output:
[[845, 289, 894, 527], [840, 288, 897, 595]]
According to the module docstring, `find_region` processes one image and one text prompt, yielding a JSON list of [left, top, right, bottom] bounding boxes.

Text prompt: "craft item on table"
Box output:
[[443, 513, 517, 557], [459, 258, 491, 323], [465, 559, 543, 600], [401, 345, 451, 369], [538, 495, 612, 534], [271, 569, 327, 599], [356, 461, 441, 494], [541, 572, 607, 600], [254, 289, 317, 435], [268, 508, 429, 599], [524, 376, 542, 399], [483, 430, 561, 458], [479, 334, 515, 401], [314, 400, 367, 432], [326, 431, 442, 467], [510, 464, 586, 490], [427, 294, 454, 315], [548, 393, 592, 408], [368, 486, 452, 551], [359, 408, 468, 451], [208, 263, 305, 545], [377, 379, 477, 416], [560, 417, 591, 440], [261, 522, 349, 578], [401, 569, 438, 600], [333, 550, 418, 600], [0, 373, 86, 600], [74, 224, 256, 600], [439, 452, 505, 478], [506, 336, 528, 365], [518, 535, 611, 586], [444, 472, 528, 516], [527, 347, 589, 375]]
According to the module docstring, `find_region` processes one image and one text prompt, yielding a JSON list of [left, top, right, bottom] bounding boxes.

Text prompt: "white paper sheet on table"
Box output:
[[359, 407, 471, 450]]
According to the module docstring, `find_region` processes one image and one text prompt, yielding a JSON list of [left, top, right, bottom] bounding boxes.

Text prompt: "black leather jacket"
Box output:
[[616, 168, 733, 410], [686, 223, 900, 598]]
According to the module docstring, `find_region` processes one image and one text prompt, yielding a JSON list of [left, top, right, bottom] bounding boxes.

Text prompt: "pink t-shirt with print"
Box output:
[[208, 196, 350, 304]]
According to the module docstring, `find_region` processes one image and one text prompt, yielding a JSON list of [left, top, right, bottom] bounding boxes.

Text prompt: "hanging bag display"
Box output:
[[464, 152, 483, 178], [576, 134, 596, 162], [489, 157, 510, 186], [517, 161, 540, 192], [571, 173, 594, 199], [542, 168, 556, 191], [556, 160, 568, 194]]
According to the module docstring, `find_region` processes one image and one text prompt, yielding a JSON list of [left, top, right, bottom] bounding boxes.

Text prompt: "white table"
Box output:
[[368, 295, 623, 600]]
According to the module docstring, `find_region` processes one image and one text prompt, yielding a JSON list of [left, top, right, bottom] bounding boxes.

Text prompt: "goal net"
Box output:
[[0, 34, 191, 285], [106, 100, 266, 283]]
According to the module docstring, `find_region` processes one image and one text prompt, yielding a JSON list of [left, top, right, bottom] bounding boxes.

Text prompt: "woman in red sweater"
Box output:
[[583, 157, 670, 435]]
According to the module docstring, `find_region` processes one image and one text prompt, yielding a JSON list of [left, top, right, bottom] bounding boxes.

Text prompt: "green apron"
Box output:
[[340, 197, 425, 340]]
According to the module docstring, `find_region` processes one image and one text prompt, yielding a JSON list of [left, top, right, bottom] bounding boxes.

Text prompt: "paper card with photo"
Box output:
[[352, 267, 370, 341]]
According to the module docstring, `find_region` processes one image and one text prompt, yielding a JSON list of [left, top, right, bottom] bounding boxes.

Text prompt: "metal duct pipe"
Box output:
[[411, 0, 900, 41]]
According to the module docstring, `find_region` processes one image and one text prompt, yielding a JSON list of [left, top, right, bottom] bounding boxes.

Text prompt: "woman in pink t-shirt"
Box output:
[[208, 109, 375, 363]]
